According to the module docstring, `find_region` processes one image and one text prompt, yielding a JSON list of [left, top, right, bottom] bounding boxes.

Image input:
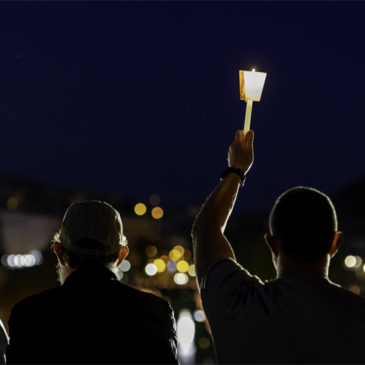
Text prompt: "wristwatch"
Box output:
[[221, 167, 246, 187]]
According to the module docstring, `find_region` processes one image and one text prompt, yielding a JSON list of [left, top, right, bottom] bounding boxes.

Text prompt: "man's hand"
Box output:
[[228, 130, 254, 174]]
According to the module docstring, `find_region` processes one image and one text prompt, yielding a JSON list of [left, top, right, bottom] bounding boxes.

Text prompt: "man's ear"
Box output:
[[116, 246, 129, 267], [265, 233, 279, 257], [329, 232, 343, 258], [52, 242, 66, 265]]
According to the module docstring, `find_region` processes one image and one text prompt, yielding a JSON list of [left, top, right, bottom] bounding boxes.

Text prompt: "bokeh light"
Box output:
[[174, 245, 185, 256], [169, 245, 184, 261], [151, 207, 164, 220], [160, 255, 169, 262], [177, 309, 196, 357], [354, 256, 363, 268], [7, 196, 19, 210], [153, 258, 166, 273], [198, 337, 210, 349], [1, 250, 43, 269], [177, 260, 189, 273], [174, 272, 189, 285], [345, 255, 357, 268], [193, 310, 206, 322], [184, 249, 192, 261], [145, 263, 157, 276], [169, 249, 182, 261], [145, 245, 157, 257], [149, 194, 161, 206], [120, 259, 131, 272], [349, 285, 361, 295], [134, 203, 147, 216], [167, 261, 177, 273], [188, 264, 196, 277]]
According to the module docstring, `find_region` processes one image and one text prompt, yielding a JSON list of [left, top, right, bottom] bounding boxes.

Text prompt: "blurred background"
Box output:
[[1, 2, 365, 363]]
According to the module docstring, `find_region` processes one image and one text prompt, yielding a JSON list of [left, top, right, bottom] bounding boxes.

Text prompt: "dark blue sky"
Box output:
[[0, 2, 364, 211]]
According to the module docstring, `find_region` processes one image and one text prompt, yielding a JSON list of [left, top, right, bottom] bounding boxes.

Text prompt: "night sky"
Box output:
[[1, 2, 365, 211]]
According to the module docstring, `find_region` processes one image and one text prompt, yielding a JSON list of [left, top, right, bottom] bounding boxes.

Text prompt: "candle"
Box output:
[[239, 68, 267, 131]]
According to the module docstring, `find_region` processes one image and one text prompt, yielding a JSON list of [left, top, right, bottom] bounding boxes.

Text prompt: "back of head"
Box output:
[[54, 200, 125, 268], [269, 186, 338, 260]]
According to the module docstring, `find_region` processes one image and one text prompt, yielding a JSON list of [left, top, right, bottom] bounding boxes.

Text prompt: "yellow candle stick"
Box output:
[[244, 100, 253, 132]]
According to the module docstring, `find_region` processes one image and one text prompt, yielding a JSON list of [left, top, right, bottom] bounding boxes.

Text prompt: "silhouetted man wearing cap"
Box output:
[[7, 200, 178, 364], [193, 130, 365, 363]]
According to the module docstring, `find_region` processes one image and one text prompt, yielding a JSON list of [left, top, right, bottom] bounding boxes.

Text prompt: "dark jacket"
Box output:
[[6, 265, 178, 364], [0, 319, 8, 364]]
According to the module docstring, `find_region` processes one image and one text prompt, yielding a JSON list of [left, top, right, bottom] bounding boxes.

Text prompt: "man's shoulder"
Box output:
[[12, 285, 62, 312], [323, 279, 365, 306], [12, 280, 173, 324], [113, 282, 174, 321], [269, 273, 365, 310], [8, 286, 63, 332]]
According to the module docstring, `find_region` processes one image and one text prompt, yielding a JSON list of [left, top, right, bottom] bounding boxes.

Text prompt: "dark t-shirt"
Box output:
[[201, 258, 365, 364], [7, 265, 178, 364]]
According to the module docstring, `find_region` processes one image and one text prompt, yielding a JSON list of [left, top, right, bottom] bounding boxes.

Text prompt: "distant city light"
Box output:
[[134, 203, 147, 216], [167, 261, 177, 273], [1, 250, 43, 269], [198, 337, 210, 349], [153, 258, 166, 273], [349, 285, 361, 295], [160, 255, 169, 262], [149, 194, 161, 206], [193, 310, 206, 322], [174, 245, 185, 256], [184, 249, 192, 261], [174, 272, 189, 285], [151, 207, 164, 220], [120, 259, 131, 272], [177, 309, 196, 360], [7, 196, 19, 210], [145, 263, 158, 276], [345, 255, 357, 268], [354, 256, 363, 268], [30, 250, 43, 264], [169, 246, 184, 261], [177, 260, 189, 273], [169, 249, 181, 261], [145, 245, 158, 257], [188, 264, 196, 277]]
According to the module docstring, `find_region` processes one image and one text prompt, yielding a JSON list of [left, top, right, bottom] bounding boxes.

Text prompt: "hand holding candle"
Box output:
[[228, 129, 254, 174], [239, 69, 267, 131]]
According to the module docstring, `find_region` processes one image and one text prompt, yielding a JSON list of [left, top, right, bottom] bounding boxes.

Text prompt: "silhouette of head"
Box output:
[[52, 200, 128, 283], [268, 186, 339, 261]]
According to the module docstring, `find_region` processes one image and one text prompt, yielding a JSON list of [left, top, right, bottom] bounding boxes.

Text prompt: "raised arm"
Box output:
[[192, 130, 254, 284]]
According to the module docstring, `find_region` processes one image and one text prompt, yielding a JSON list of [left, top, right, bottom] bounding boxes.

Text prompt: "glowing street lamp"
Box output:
[[239, 69, 267, 131]]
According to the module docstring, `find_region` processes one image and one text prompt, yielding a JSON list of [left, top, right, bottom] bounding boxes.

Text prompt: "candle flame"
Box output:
[[252, 68, 255, 72]]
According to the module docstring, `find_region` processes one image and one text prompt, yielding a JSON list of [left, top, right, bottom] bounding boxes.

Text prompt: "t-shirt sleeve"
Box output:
[[200, 258, 264, 313]]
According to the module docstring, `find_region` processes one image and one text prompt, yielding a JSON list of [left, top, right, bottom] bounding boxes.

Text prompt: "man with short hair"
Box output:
[[7, 200, 178, 364], [193, 130, 365, 363]]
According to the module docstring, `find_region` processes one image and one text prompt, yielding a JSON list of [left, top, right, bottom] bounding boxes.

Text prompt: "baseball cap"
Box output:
[[56, 200, 125, 256]]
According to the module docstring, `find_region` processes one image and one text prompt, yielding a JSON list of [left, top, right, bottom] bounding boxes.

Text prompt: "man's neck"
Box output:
[[276, 253, 331, 279], [57, 262, 75, 285]]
